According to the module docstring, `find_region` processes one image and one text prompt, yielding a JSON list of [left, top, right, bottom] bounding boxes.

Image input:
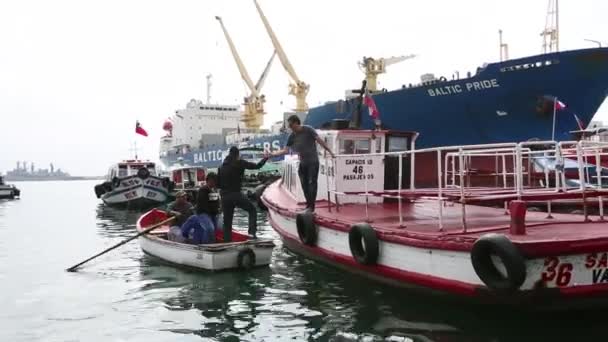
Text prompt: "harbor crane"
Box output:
[[359, 54, 416, 92], [216, 16, 275, 130], [253, 0, 309, 113]]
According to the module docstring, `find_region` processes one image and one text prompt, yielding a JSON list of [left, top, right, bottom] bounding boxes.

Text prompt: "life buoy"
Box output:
[[94, 184, 106, 198], [296, 211, 317, 246], [348, 223, 379, 265], [112, 177, 121, 189], [237, 248, 256, 269], [471, 233, 526, 293], [137, 167, 150, 179]]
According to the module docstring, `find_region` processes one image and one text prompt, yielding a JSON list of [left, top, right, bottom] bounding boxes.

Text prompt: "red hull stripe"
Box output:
[[268, 213, 478, 297]]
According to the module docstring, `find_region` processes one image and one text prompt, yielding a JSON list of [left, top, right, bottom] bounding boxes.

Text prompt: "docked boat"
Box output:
[[136, 209, 275, 270], [0, 176, 20, 199], [262, 128, 608, 309], [167, 163, 205, 201], [94, 160, 172, 208]]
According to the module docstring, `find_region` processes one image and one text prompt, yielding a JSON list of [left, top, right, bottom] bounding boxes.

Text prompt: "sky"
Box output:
[[1, 0, 607, 176]]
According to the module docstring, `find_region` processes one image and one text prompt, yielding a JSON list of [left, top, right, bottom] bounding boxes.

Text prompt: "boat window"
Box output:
[[118, 169, 127, 177], [339, 138, 371, 154], [387, 136, 409, 152]]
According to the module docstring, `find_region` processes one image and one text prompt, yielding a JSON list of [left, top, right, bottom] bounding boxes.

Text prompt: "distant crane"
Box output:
[[540, 0, 559, 53], [358, 55, 416, 92], [253, 0, 309, 113], [216, 16, 276, 130]]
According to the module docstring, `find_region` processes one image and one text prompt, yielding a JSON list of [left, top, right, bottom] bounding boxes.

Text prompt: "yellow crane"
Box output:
[[253, 0, 309, 113], [215, 16, 275, 130], [359, 55, 416, 92]]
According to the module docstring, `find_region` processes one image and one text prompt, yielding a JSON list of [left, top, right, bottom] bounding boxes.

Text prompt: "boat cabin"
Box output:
[[107, 160, 158, 180], [170, 165, 206, 191], [282, 129, 418, 205]]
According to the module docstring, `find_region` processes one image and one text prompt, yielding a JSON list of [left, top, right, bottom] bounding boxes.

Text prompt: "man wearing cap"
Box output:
[[217, 146, 268, 241], [166, 191, 194, 242]]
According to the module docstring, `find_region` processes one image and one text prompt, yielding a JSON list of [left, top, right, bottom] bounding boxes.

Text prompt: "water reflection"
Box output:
[[95, 203, 143, 238]]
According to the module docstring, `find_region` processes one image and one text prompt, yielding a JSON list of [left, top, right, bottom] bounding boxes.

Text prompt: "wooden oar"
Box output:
[[66, 217, 175, 272]]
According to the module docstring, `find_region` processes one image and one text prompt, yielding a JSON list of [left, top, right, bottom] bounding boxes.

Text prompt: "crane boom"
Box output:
[[215, 16, 260, 98], [253, 0, 300, 83], [255, 51, 276, 92]]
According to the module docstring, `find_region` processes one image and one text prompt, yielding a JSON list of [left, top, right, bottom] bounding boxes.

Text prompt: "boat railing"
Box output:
[[324, 140, 608, 231]]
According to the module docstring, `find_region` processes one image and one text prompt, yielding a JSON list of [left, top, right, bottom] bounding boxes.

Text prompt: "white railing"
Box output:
[[324, 140, 608, 231]]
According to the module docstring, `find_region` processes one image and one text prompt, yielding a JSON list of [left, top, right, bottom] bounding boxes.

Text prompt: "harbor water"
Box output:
[[2, 180, 607, 341]]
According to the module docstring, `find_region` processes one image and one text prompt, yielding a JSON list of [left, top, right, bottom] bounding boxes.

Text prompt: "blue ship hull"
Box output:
[[161, 133, 289, 169], [305, 48, 608, 148]]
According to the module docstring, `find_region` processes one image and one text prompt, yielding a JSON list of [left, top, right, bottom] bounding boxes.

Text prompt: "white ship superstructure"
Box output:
[[160, 99, 242, 158]]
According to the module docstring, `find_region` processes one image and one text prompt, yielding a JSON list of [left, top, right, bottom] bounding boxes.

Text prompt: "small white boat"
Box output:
[[94, 160, 172, 208], [0, 176, 20, 199], [136, 209, 275, 271]]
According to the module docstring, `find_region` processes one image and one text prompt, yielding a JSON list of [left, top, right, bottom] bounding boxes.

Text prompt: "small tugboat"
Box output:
[[262, 128, 608, 309], [0, 175, 20, 199], [94, 160, 172, 208], [136, 209, 275, 270]]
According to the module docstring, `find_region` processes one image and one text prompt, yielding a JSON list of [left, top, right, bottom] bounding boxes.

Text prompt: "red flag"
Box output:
[[573, 114, 585, 130], [135, 121, 148, 137], [555, 99, 566, 111], [364, 89, 380, 120]]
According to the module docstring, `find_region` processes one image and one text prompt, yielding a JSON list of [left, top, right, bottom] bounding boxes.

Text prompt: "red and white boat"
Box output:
[[262, 128, 608, 309], [136, 209, 275, 271]]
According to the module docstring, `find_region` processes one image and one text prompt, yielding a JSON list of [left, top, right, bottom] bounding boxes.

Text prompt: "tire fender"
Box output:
[[348, 223, 380, 265], [296, 211, 318, 246], [471, 233, 527, 293], [237, 248, 256, 269]]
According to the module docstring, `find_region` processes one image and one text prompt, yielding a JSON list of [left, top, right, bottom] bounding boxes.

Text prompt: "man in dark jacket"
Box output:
[[196, 172, 220, 230], [218, 146, 268, 241]]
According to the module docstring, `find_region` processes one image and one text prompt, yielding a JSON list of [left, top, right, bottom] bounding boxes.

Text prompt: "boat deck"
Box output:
[[265, 181, 608, 256]]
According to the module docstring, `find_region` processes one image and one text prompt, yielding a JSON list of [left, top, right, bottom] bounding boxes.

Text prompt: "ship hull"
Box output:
[[305, 48, 608, 148]]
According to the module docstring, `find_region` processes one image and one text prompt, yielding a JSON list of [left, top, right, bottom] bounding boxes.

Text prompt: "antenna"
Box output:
[[206, 74, 213, 105], [540, 0, 559, 53], [499, 29, 509, 61], [129, 141, 141, 160]]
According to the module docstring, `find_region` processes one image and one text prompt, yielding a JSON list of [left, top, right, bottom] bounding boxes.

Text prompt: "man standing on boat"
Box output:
[[218, 146, 268, 241], [271, 115, 335, 212]]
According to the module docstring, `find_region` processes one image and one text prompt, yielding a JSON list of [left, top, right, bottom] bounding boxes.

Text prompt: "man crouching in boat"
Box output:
[[166, 191, 195, 243], [218, 146, 269, 241], [168, 189, 217, 245]]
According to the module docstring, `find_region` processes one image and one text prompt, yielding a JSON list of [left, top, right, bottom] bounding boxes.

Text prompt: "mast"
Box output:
[[206, 74, 212, 105], [499, 29, 509, 61], [541, 0, 559, 54]]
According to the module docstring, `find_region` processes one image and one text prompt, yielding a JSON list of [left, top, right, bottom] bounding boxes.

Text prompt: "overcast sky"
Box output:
[[1, 0, 607, 176]]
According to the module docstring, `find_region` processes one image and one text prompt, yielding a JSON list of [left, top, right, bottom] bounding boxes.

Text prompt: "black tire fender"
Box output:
[[471, 233, 527, 293], [102, 181, 113, 192], [112, 177, 121, 189], [237, 248, 256, 269], [94, 184, 106, 198], [348, 223, 380, 265], [137, 167, 150, 179], [296, 211, 317, 246], [254, 184, 268, 211]]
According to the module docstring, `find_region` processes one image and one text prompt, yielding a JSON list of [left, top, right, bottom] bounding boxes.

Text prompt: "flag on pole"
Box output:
[[364, 89, 380, 120], [573, 114, 585, 131], [135, 121, 148, 137], [554, 98, 566, 111]]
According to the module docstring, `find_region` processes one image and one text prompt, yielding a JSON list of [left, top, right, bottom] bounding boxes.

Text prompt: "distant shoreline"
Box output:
[[4, 177, 105, 182]]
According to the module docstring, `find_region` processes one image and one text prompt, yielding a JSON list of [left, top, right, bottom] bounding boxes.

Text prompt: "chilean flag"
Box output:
[[364, 89, 380, 120], [135, 121, 148, 137], [555, 99, 566, 111]]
